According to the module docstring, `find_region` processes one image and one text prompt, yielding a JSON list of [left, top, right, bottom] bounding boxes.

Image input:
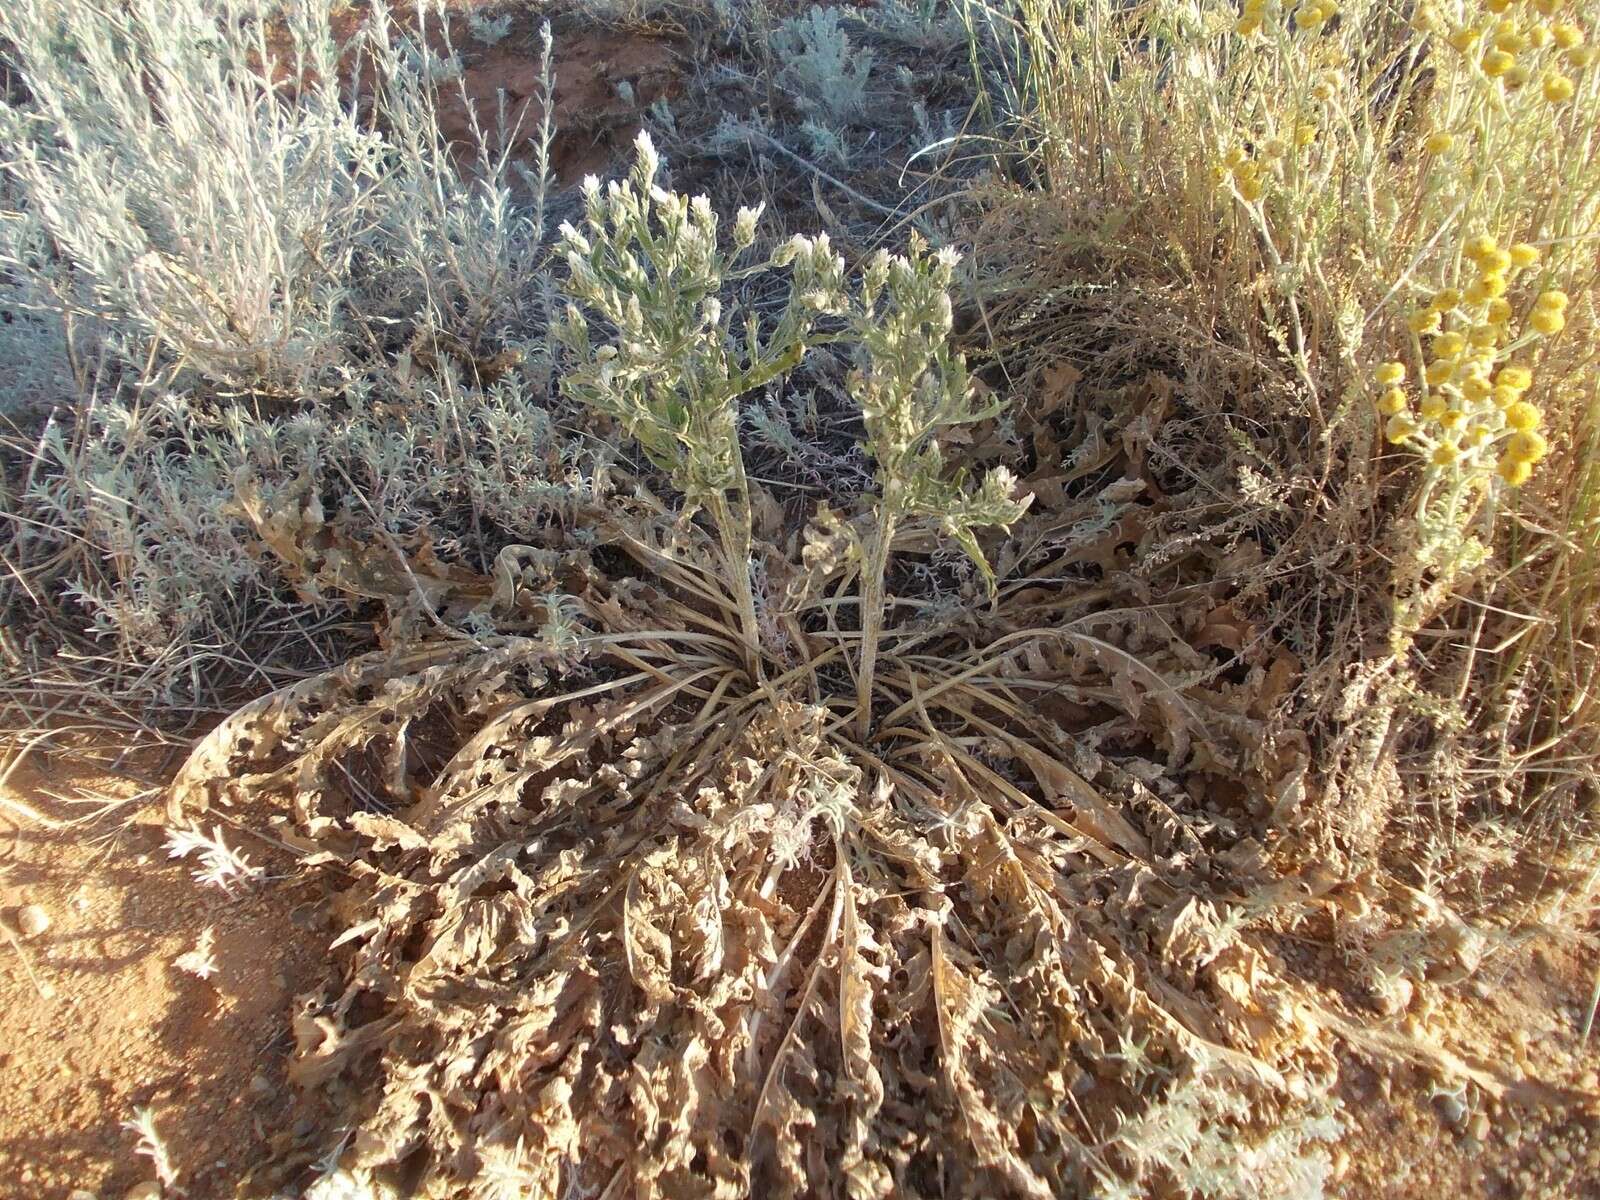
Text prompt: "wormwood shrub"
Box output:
[[2, 370, 599, 725], [0, 0, 548, 395], [170, 136, 1385, 1198], [773, 6, 876, 124], [0, 0, 560, 729]]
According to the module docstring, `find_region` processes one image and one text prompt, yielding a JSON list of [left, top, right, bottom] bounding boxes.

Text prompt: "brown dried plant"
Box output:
[[167, 137, 1560, 1199]]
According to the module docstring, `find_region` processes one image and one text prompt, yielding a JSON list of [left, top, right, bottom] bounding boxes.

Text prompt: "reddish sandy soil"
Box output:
[[0, 755, 337, 1200], [297, 2, 682, 186], [1332, 941, 1600, 1198], [431, 13, 680, 183]]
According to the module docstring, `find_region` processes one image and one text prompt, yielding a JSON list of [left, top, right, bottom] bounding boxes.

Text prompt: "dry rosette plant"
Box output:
[[166, 136, 1495, 1199]]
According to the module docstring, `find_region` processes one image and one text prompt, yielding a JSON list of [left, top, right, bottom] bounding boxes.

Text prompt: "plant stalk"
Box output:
[[710, 487, 765, 682], [855, 512, 897, 740]]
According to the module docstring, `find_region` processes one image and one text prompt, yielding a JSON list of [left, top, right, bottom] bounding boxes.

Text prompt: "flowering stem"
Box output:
[[709, 471, 765, 683], [855, 509, 897, 740]]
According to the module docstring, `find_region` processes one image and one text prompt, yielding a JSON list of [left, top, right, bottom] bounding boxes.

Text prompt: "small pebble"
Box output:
[[16, 904, 51, 938], [1469, 1112, 1491, 1142], [1578, 1070, 1598, 1092], [68, 1191, 98, 1200], [249, 1073, 273, 1097], [124, 1184, 162, 1200]]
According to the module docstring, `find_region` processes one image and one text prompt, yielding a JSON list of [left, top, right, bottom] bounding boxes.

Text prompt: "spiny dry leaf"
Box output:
[[165, 342, 1537, 1197], [170, 577, 1347, 1197], [173, 925, 219, 981]]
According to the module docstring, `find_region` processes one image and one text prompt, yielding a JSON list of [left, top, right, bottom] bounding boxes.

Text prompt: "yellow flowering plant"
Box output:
[[996, 0, 1594, 602], [1217, 0, 1592, 622], [1369, 233, 1569, 589], [973, 0, 1599, 917]]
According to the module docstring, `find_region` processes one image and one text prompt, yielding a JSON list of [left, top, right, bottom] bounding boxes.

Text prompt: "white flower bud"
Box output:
[[632, 129, 659, 178], [771, 234, 808, 268], [733, 203, 764, 248]]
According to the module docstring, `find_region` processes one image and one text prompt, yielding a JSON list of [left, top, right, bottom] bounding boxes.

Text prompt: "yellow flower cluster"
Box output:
[[1530, 287, 1568, 335], [1294, 0, 1339, 32], [1444, 5, 1592, 99], [1236, 0, 1342, 38], [1219, 145, 1266, 201], [1236, 0, 1271, 37], [1375, 235, 1562, 489], [1215, 122, 1328, 199]]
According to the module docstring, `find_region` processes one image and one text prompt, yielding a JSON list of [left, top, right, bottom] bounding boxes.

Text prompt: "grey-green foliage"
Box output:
[[798, 118, 854, 168], [558, 132, 1024, 568], [21, 396, 269, 665], [772, 6, 875, 124], [556, 133, 1029, 710], [9, 370, 592, 707], [2, 0, 368, 392], [851, 236, 1026, 588], [870, 0, 969, 50], [0, 0, 549, 396], [467, 9, 515, 46], [0, 205, 77, 416], [0, 0, 567, 714], [557, 132, 852, 666], [558, 132, 847, 516], [843, 232, 1029, 733]]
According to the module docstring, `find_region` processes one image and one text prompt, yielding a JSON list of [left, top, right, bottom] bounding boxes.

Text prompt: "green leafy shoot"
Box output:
[[556, 131, 848, 673], [849, 236, 1031, 735]]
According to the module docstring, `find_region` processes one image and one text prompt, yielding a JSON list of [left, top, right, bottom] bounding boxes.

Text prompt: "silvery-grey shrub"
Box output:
[[0, 0, 566, 716], [773, 6, 875, 125], [0, 0, 547, 396]]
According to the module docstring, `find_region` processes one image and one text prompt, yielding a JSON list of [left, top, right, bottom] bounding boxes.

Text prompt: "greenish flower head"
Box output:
[[557, 132, 846, 517], [850, 235, 1031, 588]]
